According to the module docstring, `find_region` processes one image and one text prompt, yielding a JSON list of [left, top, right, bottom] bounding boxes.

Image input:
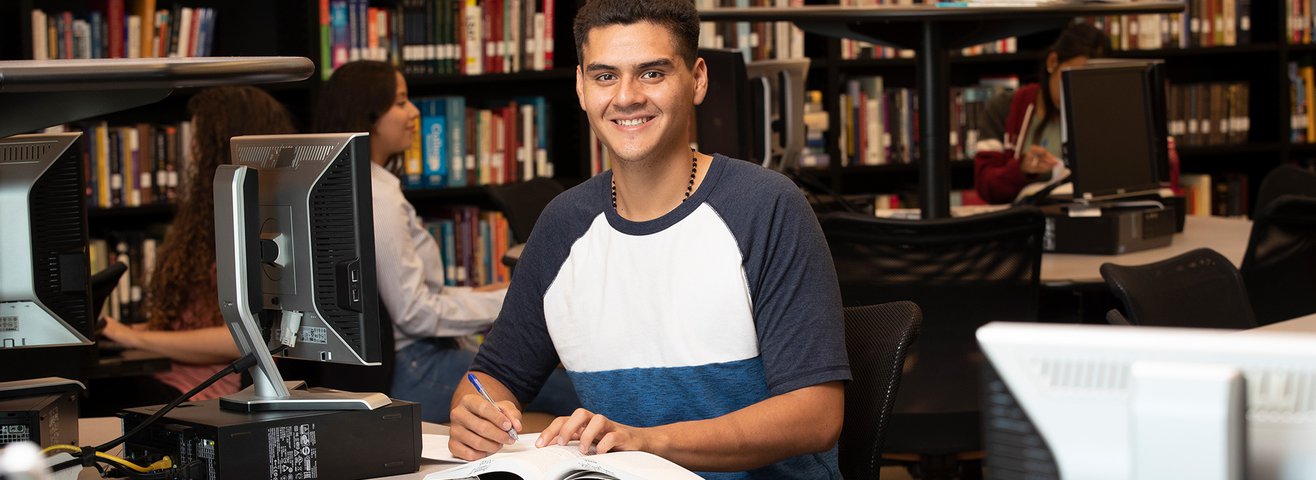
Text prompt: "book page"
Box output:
[[544, 451, 703, 480], [423, 433, 544, 463], [423, 440, 584, 480]]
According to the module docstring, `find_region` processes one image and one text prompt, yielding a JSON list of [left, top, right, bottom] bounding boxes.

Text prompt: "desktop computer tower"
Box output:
[[119, 398, 420, 480], [0, 390, 79, 448], [1041, 204, 1177, 255]]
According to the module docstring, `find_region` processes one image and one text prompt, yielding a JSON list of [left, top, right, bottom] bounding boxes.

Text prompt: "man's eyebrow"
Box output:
[[583, 58, 675, 73], [584, 63, 617, 73]]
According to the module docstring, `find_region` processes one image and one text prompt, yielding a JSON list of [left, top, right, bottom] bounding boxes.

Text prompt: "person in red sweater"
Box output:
[[974, 23, 1110, 204]]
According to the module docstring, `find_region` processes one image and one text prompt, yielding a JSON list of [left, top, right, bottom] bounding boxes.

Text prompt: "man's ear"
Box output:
[[692, 57, 708, 106], [1046, 52, 1059, 75]]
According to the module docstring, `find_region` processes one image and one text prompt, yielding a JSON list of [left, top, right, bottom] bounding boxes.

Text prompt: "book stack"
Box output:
[[1078, 0, 1251, 50], [31, 1, 217, 60], [320, 0, 558, 80], [52, 121, 191, 210], [836, 76, 1015, 166], [402, 96, 553, 190], [1167, 82, 1250, 147], [696, 0, 807, 62], [89, 233, 159, 325], [423, 207, 513, 287]]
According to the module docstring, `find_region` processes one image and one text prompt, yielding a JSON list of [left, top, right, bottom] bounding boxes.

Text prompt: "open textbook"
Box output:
[[423, 433, 701, 480]]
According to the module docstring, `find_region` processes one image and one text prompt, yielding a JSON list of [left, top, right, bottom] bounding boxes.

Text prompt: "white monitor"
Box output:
[[978, 322, 1316, 480]]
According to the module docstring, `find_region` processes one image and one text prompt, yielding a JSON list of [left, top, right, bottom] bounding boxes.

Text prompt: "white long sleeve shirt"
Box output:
[[370, 162, 506, 351]]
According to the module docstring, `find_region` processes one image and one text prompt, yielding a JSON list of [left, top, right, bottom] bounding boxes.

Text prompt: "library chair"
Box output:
[[1099, 248, 1256, 329], [821, 206, 1045, 480], [90, 261, 128, 321], [1241, 195, 1316, 326], [839, 301, 922, 480], [488, 176, 565, 244], [1253, 164, 1316, 217]]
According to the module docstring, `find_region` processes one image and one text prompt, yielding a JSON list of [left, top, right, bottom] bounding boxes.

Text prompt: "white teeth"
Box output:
[[616, 118, 648, 127]]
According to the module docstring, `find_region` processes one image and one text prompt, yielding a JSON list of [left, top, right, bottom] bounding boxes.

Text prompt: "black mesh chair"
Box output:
[[1253, 164, 1316, 217], [487, 177, 565, 244], [1241, 195, 1316, 325], [840, 301, 922, 480], [821, 207, 1045, 480], [1099, 248, 1256, 329]]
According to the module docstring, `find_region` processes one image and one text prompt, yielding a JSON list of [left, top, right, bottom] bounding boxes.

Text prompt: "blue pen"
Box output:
[[467, 373, 518, 441]]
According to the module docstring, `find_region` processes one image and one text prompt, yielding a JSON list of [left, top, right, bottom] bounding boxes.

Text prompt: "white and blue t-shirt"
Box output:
[[471, 155, 850, 479]]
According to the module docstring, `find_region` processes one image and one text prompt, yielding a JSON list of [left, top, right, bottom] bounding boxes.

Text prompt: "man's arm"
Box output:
[[539, 381, 842, 472]]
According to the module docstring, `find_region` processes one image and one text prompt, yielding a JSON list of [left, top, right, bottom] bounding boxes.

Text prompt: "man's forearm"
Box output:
[[643, 382, 844, 472]]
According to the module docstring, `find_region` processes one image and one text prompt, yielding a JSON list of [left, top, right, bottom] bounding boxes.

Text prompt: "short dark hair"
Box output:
[[313, 60, 398, 134], [573, 0, 700, 69], [1040, 23, 1110, 117]]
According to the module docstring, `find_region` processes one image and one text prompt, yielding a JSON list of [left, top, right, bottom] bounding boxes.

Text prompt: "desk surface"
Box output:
[[1040, 215, 1252, 285], [86, 349, 172, 380], [1248, 313, 1316, 334], [77, 417, 463, 479]]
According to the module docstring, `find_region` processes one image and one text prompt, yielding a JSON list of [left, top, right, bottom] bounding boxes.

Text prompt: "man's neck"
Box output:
[[612, 149, 708, 222]]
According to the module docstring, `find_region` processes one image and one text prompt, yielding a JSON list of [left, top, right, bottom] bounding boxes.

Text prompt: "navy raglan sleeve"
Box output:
[[746, 178, 850, 396], [468, 199, 574, 405]]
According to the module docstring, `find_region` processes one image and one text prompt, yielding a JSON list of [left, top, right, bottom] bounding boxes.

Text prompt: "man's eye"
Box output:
[[595, 73, 617, 82], [641, 71, 663, 79]]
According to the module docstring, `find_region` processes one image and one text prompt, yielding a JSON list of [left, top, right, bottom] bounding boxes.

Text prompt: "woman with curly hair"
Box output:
[[94, 86, 297, 410]]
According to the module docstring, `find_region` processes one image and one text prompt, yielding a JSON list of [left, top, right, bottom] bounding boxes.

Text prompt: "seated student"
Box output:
[[92, 86, 297, 415], [447, 0, 850, 477], [974, 23, 1110, 204], [314, 60, 578, 424]]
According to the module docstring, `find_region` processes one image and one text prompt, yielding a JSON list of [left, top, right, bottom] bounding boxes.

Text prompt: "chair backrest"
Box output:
[[90, 261, 128, 320], [821, 207, 1045, 416], [839, 301, 921, 480], [1241, 195, 1316, 325], [1099, 247, 1256, 328], [487, 177, 565, 244], [1253, 165, 1316, 217]]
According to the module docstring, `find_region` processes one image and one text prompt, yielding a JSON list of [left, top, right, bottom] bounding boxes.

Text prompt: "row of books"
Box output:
[[695, 0, 806, 62], [319, 0, 557, 80], [801, 90, 831, 168], [402, 96, 554, 190], [422, 207, 514, 287], [31, 2, 216, 60], [50, 121, 191, 210], [1180, 172, 1249, 217], [89, 233, 158, 325], [835, 76, 1016, 167], [1292, 61, 1316, 144], [1078, 0, 1252, 51], [1288, 0, 1316, 45], [1168, 82, 1250, 147]]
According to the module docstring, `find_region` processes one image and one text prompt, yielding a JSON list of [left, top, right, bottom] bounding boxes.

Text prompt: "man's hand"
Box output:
[[1021, 145, 1059, 174], [448, 394, 524, 460], [537, 408, 658, 455]]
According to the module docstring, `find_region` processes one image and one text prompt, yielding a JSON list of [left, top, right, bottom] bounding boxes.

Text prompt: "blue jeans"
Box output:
[[391, 339, 581, 423]]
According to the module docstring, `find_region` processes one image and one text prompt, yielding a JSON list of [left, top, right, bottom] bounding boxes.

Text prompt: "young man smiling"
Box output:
[[447, 0, 849, 477]]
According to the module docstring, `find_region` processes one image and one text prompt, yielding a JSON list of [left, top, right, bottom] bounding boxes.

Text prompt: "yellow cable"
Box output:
[[41, 444, 173, 473]]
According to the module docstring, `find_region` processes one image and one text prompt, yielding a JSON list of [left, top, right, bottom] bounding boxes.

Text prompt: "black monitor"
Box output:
[[215, 132, 388, 412], [1060, 59, 1169, 203], [0, 133, 93, 350], [696, 48, 761, 164]]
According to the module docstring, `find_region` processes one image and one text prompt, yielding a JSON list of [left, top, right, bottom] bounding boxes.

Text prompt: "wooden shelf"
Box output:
[[1111, 43, 1281, 58], [405, 68, 575, 87], [1176, 143, 1284, 157]]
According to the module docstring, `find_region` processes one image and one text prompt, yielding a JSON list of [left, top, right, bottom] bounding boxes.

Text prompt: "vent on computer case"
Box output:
[[1247, 367, 1316, 421], [309, 152, 365, 354], [28, 153, 91, 336], [1032, 357, 1130, 392], [233, 145, 335, 169], [984, 364, 1061, 480], [0, 143, 53, 163]]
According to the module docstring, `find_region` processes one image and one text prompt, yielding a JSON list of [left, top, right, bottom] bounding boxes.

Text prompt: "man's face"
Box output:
[[576, 21, 707, 165]]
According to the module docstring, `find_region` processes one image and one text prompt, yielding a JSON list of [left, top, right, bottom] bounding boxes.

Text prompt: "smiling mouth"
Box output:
[[613, 117, 653, 127]]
